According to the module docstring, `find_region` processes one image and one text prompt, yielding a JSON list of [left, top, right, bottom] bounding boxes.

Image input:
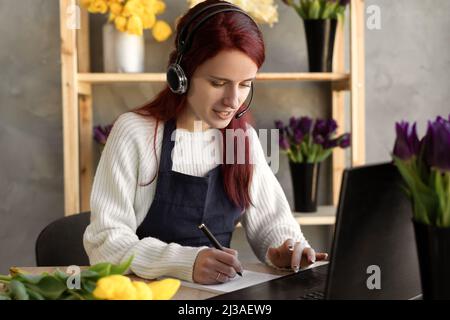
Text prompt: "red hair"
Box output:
[[133, 0, 265, 210]]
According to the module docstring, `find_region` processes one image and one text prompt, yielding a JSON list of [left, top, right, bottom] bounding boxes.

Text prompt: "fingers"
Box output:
[[316, 252, 328, 261], [290, 242, 303, 272], [267, 246, 280, 263], [212, 270, 231, 283], [284, 239, 295, 252], [307, 247, 316, 264], [215, 248, 243, 276], [222, 247, 238, 258]]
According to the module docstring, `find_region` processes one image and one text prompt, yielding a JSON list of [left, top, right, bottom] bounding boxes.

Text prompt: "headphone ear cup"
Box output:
[[166, 63, 188, 94]]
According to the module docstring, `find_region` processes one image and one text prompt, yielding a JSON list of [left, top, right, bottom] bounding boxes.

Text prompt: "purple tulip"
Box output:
[[313, 119, 337, 138], [393, 121, 420, 160], [289, 116, 298, 131], [279, 134, 290, 151], [274, 120, 284, 130], [293, 128, 304, 144], [94, 124, 113, 145], [338, 133, 351, 148], [312, 119, 338, 148], [314, 134, 325, 146], [324, 138, 339, 149], [422, 117, 450, 172], [298, 117, 313, 135]]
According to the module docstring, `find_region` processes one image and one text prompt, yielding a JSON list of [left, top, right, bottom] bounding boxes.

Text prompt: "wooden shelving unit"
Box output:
[[59, 0, 365, 221]]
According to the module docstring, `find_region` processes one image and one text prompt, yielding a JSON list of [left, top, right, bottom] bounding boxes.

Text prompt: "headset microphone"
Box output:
[[234, 82, 254, 119]]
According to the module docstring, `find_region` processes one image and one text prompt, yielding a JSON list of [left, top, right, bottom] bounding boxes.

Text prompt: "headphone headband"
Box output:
[[176, 2, 256, 63]]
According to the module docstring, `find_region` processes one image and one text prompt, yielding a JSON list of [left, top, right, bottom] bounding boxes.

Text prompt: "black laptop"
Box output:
[[210, 162, 422, 300]]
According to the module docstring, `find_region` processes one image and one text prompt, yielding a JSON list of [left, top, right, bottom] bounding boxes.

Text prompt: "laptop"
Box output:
[[210, 162, 422, 300]]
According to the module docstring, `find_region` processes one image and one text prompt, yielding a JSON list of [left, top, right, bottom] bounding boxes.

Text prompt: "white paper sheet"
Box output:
[[179, 270, 283, 294]]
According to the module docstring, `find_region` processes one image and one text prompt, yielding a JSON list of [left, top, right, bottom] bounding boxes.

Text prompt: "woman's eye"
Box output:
[[241, 83, 252, 88], [211, 82, 225, 87]]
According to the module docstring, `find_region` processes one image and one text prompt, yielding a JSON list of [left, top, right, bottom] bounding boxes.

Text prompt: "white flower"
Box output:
[[187, 0, 278, 27]]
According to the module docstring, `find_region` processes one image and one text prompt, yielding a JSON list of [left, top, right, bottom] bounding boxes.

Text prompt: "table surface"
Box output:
[[12, 261, 301, 300]]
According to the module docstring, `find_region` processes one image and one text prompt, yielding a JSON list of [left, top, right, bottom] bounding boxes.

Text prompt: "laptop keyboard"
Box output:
[[298, 290, 325, 300]]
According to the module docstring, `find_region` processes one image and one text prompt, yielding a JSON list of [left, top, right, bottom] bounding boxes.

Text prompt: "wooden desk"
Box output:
[[13, 262, 297, 300]]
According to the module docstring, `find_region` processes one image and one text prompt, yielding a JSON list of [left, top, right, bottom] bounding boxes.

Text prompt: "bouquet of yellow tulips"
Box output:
[[0, 256, 180, 300], [81, 0, 172, 41]]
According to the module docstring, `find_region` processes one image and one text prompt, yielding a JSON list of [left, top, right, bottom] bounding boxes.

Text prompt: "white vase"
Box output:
[[102, 23, 145, 73]]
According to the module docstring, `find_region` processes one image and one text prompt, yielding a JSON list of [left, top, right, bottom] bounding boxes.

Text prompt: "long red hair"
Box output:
[[133, 0, 265, 210]]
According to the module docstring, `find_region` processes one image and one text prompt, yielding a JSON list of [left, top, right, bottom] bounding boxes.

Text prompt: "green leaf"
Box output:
[[80, 270, 100, 279], [300, 0, 310, 17], [10, 280, 29, 300], [81, 279, 97, 293], [87, 263, 112, 278], [53, 269, 70, 282], [393, 157, 436, 225], [0, 293, 12, 300], [26, 288, 45, 300], [110, 255, 134, 275], [316, 148, 333, 162], [295, 4, 307, 19], [309, 0, 321, 19], [25, 275, 67, 300], [12, 273, 45, 285]]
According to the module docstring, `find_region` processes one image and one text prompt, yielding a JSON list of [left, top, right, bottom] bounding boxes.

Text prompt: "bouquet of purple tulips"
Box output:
[[93, 124, 113, 146], [275, 116, 351, 163], [392, 114, 450, 228]]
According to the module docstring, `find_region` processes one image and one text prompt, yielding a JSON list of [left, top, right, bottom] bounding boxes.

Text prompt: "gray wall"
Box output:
[[1, 0, 449, 273], [0, 0, 64, 274], [365, 0, 450, 162]]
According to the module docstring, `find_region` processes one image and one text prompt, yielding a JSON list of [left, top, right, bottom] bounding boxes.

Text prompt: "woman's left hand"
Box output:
[[267, 239, 328, 272]]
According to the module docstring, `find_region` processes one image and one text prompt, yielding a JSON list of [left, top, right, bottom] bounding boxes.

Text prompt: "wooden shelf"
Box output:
[[59, 0, 365, 216], [236, 206, 336, 228], [294, 205, 336, 225], [77, 72, 350, 84]]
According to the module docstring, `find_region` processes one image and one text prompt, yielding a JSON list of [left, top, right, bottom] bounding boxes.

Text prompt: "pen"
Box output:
[[198, 223, 243, 277]]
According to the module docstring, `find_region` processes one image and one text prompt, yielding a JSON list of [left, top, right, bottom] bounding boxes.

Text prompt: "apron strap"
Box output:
[[159, 118, 176, 173]]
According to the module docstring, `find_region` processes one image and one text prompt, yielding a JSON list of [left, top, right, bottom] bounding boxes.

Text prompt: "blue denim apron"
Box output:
[[136, 118, 242, 247]]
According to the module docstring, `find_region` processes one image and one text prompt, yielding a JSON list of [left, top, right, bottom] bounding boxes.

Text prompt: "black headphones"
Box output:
[[166, 2, 257, 119]]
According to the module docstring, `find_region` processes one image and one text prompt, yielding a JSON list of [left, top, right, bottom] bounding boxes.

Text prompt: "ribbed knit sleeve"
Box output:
[[83, 113, 207, 282]]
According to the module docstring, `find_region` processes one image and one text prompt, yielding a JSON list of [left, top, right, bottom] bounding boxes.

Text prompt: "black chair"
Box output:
[[35, 212, 91, 266]]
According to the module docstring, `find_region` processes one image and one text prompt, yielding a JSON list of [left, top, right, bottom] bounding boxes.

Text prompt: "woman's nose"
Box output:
[[223, 86, 240, 109]]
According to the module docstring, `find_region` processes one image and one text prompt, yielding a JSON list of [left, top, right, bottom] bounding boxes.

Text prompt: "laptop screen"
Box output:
[[325, 162, 421, 299]]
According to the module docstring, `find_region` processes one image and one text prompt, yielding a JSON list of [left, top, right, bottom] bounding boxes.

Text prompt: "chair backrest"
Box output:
[[35, 212, 91, 266]]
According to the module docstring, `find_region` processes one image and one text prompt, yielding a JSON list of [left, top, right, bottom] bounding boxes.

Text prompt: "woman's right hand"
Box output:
[[193, 247, 243, 284]]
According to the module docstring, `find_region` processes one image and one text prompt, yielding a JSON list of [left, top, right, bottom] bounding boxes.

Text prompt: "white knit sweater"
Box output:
[[83, 112, 310, 282]]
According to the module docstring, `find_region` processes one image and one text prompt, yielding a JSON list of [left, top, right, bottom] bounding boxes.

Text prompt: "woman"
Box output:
[[84, 0, 327, 285]]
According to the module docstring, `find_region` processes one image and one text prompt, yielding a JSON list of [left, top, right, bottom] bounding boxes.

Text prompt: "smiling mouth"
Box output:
[[213, 110, 233, 119]]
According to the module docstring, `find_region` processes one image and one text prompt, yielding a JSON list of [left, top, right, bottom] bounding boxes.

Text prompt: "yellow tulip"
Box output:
[[93, 275, 137, 300], [151, 20, 172, 42], [154, 0, 166, 15], [114, 15, 127, 32], [132, 281, 153, 300], [147, 278, 180, 300], [93, 275, 180, 300], [110, 3, 123, 16], [123, 0, 145, 18], [142, 12, 156, 29], [127, 15, 144, 35], [87, 0, 108, 14]]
